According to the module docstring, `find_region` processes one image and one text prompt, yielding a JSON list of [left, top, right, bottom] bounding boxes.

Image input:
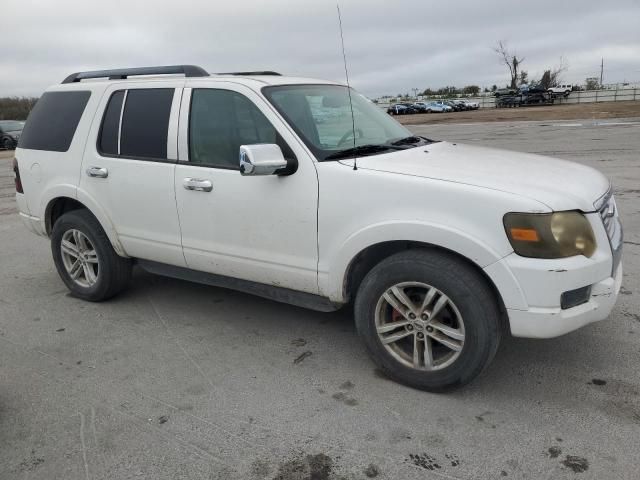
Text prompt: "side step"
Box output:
[[137, 260, 342, 313]]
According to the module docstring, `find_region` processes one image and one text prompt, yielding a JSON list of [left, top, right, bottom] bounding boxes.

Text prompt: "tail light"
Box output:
[[13, 158, 23, 193]]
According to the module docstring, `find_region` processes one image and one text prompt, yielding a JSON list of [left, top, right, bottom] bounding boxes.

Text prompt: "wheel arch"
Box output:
[[342, 239, 507, 322], [44, 195, 127, 257]]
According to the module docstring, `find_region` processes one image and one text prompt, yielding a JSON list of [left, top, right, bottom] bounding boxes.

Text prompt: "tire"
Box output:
[[51, 209, 132, 301], [2, 137, 13, 150], [354, 249, 501, 392]]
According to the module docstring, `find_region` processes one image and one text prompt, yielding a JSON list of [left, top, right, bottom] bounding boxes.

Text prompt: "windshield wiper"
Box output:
[[390, 136, 422, 146], [324, 144, 406, 160], [390, 136, 437, 146]]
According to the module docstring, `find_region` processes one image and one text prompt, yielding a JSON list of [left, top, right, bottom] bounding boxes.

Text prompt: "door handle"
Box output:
[[183, 178, 213, 192], [86, 166, 108, 178]]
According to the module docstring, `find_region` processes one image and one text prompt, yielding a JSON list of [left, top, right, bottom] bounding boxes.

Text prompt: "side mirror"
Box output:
[[239, 144, 287, 176]]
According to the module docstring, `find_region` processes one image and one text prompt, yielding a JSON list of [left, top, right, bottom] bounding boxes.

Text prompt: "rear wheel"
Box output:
[[51, 209, 131, 301], [2, 138, 12, 150], [354, 250, 501, 392]]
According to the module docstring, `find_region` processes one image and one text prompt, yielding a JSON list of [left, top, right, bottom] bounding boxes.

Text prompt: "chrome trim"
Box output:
[[177, 88, 192, 161], [594, 187, 623, 276], [166, 88, 181, 161], [593, 185, 612, 212], [117, 89, 128, 155]]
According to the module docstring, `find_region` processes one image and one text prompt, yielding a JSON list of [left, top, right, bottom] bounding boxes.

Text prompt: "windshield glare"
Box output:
[[263, 85, 412, 161]]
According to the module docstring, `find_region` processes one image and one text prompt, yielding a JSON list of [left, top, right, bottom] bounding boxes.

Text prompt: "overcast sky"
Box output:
[[2, 0, 639, 98]]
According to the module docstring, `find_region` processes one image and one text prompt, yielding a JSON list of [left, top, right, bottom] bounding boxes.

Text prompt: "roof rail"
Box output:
[[217, 71, 282, 76], [61, 65, 209, 84]]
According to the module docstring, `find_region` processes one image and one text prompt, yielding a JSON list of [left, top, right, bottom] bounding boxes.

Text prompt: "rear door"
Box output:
[[79, 81, 185, 266]]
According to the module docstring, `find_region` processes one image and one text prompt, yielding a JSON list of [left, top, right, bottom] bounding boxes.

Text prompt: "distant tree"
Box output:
[[539, 58, 568, 89], [518, 71, 528, 85], [549, 57, 568, 87], [422, 88, 436, 96], [491, 84, 498, 92], [0, 97, 38, 120], [493, 40, 524, 89], [463, 85, 480, 95], [585, 77, 600, 90], [436, 86, 459, 97]]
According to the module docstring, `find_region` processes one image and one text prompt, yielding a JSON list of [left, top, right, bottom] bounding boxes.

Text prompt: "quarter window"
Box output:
[[19, 91, 91, 152], [189, 89, 290, 169]]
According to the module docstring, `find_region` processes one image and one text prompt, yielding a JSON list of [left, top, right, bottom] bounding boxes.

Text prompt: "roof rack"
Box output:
[[61, 65, 209, 84], [217, 71, 282, 76]]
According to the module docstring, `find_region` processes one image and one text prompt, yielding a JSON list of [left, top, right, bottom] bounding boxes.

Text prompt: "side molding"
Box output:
[[138, 260, 343, 313]]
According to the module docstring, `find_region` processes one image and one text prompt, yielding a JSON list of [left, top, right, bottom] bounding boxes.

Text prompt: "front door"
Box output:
[[174, 83, 319, 293]]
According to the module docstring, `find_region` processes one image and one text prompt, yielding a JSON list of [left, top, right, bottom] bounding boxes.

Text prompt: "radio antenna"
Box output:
[[337, 4, 357, 171]]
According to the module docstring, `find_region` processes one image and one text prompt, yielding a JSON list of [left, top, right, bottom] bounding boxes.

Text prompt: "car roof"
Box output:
[[48, 74, 344, 93]]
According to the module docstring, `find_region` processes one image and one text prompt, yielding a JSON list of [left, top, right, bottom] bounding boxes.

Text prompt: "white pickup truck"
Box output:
[[14, 65, 622, 391]]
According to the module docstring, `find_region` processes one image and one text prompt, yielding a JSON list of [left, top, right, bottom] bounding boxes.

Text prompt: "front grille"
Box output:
[[596, 190, 617, 241]]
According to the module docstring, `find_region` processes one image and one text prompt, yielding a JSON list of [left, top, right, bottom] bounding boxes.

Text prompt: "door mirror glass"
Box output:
[[239, 144, 287, 176]]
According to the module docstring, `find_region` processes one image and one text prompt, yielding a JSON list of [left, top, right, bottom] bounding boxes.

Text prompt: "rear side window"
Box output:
[[120, 89, 173, 159], [19, 91, 90, 152]]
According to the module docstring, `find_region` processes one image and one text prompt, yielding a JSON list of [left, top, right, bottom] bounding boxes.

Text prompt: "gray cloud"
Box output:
[[2, 0, 639, 98]]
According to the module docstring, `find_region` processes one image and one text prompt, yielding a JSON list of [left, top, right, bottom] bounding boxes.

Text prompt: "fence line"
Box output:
[[377, 88, 640, 110]]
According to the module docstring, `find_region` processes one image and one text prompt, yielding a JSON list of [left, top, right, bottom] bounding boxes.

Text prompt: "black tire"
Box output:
[[51, 209, 132, 301], [2, 137, 13, 150], [354, 249, 501, 392]]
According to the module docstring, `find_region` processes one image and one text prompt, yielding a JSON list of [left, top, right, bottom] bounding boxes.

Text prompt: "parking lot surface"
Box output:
[[1, 117, 639, 480]]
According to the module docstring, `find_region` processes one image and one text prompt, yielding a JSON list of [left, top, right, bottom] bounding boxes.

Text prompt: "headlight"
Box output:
[[504, 211, 596, 258]]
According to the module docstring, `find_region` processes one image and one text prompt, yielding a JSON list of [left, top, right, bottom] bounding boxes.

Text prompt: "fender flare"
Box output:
[[320, 220, 513, 303], [42, 186, 127, 257]]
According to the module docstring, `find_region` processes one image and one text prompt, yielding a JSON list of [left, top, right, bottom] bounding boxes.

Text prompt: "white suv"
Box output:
[[14, 65, 623, 391], [548, 84, 573, 96]]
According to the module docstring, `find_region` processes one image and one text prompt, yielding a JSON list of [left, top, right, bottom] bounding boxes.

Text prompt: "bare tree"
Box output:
[[549, 57, 568, 87], [494, 41, 524, 90], [519, 70, 528, 85], [537, 57, 569, 89]]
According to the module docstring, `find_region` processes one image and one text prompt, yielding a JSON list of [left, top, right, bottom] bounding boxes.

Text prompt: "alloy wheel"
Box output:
[[375, 282, 465, 371], [60, 229, 99, 288]]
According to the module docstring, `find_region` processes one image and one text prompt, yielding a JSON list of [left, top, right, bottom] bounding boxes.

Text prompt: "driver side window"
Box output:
[[189, 89, 290, 169]]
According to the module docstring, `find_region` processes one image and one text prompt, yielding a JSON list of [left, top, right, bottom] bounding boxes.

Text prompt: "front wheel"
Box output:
[[51, 209, 132, 301], [354, 250, 501, 392]]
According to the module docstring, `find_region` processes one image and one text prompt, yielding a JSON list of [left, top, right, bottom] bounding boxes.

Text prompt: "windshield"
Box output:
[[0, 120, 23, 132], [263, 84, 414, 161]]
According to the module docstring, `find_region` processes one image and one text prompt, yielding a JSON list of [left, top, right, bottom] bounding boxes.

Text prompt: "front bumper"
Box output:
[[485, 211, 622, 339], [507, 264, 622, 338]]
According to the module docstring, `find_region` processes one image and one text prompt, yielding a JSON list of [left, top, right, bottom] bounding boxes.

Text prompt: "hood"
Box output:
[[344, 141, 610, 212]]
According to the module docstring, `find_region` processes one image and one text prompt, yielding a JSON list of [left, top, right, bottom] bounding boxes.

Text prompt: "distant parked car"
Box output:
[[459, 100, 479, 110], [519, 84, 547, 95], [494, 88, 516, 97], [442, 100, 464, 112], [387, 103, 419, 115], [412, 102, 437, 113], [450, 100, 470, 111], [0, 120, 23, 150], [423, 101, 453, 113], [547, 84, 572, 96]]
